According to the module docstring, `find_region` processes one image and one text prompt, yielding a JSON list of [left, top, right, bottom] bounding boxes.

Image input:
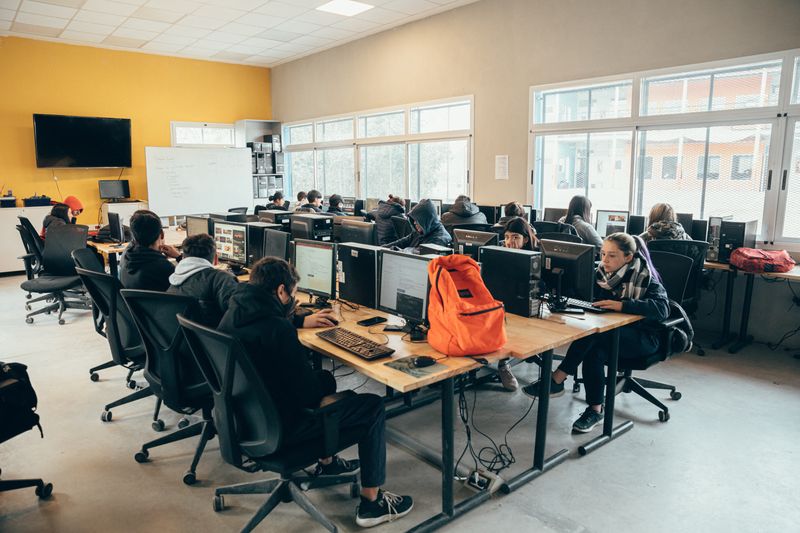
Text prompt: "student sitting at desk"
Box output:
[[503, 217, 538, 251], [525, 233, 669, 433], [366, 195, 406, 245], [293, 191, 308, 212], [218, 258, 414, 527], [267, 191, 287, 210], [384, 198, 452, 251], [440, 194, 488, 230], [326, 194, 347, 216], [120, 210, 181, 291], [167, 234, 238, 327], [497, 202, 526, 226], [640, 202, 691, 242], [296, 189, 323, 213], [560, 195, 603, 250], [40, 195, 83, 238]]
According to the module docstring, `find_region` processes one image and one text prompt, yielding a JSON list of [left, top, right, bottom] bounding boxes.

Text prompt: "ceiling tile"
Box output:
[[292, 8, 343, 26], [218, 21, 264, 36], [190, 39, 229, 51], [213, 50, 250, 61], [180, 47, 217, 58], [0, 7, 14, 19], [241, 36, 282, 48], [273, 19, 320, 34], [151, 33, 194, 45], [19, 0, 77, 19], [103, 34, 146, 47], [12, 21, 63, 35], [225, 43, 264, 55], [205, 30, 245, 44], [331, 17, 379, 32], [112, 26, 157, 39], [67, 19, 115, 34], [115, 0, 147, 4], [192, 5, 245, 22], [381, 0, 436, 16], [38, 0, 88, 7], [179, 14, 225, 30], [121, 17, 170, 32], [144, 0, 199, 13], [16, 11, 70, 28], [131, 6, 184, 23], [233, 12, 284, 28], [203, 0, 266, 9], [256, 28, 301, 41], [60, 29, 108, 42], [161, 23, 207, 38], [310, 25, 353, 39], [357, 6, 407, 24], [82, 0, 139, 17], [254, 1, 306, 18], [0, 19, 10, 29], [283, 0, 328, 7], [73, 9, 125, 25], [290, 34, 333, 47], [272, 41, 314, 53], [141, 40, 185, 52]]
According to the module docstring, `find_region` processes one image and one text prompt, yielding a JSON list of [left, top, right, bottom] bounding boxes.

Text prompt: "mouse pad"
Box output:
[[384, 357, 446, 378]]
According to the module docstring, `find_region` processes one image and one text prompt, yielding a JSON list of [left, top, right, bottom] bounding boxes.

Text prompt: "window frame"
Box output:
[[170, 121, 236, 148]]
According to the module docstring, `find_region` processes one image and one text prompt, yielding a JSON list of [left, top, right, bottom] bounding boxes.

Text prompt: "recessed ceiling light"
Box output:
[[317, 0, 374, 17]]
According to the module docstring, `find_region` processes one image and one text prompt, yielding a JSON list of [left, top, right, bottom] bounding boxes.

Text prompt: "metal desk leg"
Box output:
[[108, 252, 119, 279], [728, 273, 754, 354], [579, 328, 634, 456], [501, 349, 568, 493], [712, 268, 736, 349]]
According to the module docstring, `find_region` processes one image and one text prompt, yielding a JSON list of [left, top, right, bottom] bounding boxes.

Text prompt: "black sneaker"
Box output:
[[521, 378, 565, 399], [313, 456, 360, 477], [572, 407, 604, 433], [356, 490, 413, 528]]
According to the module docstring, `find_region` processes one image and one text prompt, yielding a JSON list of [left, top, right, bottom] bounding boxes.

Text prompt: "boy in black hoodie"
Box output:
[[366, 195, 405, 245], [384, 198, 451, 252], [218, 258, 413, 527], [120, 210, 181, 291], [440, 195, 487, 230]]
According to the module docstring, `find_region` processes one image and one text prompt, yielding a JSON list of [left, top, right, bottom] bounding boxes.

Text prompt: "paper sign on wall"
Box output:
[[495, 155, 509, 180]]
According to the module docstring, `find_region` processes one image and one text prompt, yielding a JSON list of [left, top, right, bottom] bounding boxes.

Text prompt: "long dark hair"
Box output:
[[50, 203, 71, 224], [605, 232, 661, 283], [566, 195, 592, 222], [504, 217, 537, 251]]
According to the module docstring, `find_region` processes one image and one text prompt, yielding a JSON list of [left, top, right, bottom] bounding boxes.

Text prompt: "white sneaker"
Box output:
[[497, 361, 518, 391]]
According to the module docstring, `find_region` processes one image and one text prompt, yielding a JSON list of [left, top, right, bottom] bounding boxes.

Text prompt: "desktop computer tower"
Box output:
[[258, 209, 293, 231], [627, 215, 646, 236], [706, 215, 733, 261], [337, 243, 380, 308], [272, 152, 284, 174], [479, 245, 543, 317], [245, 222, 282, 267], [292, 213, 334, 241], [718, 220, 757, 263], [419, 243, 453, 256]]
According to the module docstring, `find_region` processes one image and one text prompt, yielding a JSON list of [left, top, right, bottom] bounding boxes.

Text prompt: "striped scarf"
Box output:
[[596, 256, 651, 300]]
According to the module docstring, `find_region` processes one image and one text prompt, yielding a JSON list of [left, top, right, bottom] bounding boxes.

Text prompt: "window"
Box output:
[[731, 155, 753, 180], [697, 155, 721, 180], [780, 122, 800, 238], [315, 118, 354, 143], [534, 81, 632, 124], [410, 100, 470, 134], [662, 156, 678, 180], [286, 151, 314, 195], [359, 144, 405, 199], [171, 122, 234, 147], [793, 57, 800, 105], [285, 123, 313, 146], [408, 140, 469, 202], [640, 156, 653, 180], [316, 147, 356, 197], [357, 111, 404, 138]]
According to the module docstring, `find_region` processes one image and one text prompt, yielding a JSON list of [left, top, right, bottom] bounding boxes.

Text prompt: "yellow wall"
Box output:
[[0, 37, 270, 224]]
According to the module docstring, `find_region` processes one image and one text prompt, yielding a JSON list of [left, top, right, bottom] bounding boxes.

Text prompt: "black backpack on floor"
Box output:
[[0, 362, 42, 441]]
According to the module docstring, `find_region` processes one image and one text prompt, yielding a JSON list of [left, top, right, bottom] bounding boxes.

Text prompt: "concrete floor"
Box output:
[[0, 273, 798, 533]]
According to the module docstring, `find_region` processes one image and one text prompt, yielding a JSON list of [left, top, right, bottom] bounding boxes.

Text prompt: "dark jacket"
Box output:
[[269, 203, 288, 211], [40, 214, 67, 238], [385, 199, 452, 250], [595, 274, 670, 323], [326, 206, 346, 216], [297, 204, 322, 213], [120, 244, 175, 292], [440, 198, 488, 229], [367, 201, 406, 245], [562, 214, 603, 250], [217, 284, 332, 425], [167, 258, 238, 327], [640, 221, 691, 243]]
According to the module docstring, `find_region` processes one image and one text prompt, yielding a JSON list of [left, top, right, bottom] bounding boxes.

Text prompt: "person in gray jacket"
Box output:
[[440, 195, 488, 230], [640, 203, 691, 242], [560, 195, 603, 251]]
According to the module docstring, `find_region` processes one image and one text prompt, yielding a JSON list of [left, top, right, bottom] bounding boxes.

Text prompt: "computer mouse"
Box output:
[[328, 317, 339, 326], [413, 356, 436, 368]]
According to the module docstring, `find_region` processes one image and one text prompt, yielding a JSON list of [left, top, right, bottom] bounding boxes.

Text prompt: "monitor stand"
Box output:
[[384, 321, 426, 341], [299, 295, 331, 309], [546, 268, 585, 315]]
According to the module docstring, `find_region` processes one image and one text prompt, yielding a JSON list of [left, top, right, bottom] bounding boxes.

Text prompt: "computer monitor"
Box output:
[[676, 213, 694, 232], [337, 243, 380, 308], [246, 222, 281, 267], [108, 211, 125, 243], [596, 210, 629, 237], [542, 207, 567, 222], [364, 197, 380, 213], [477, 204, 498, 224], [522, 204, 534, 223], [210, 212, 247, 223], [539, 239, 596, 313], [98, 179, 130, 200], [292, 239, 336, 307], [453, 228, 498, 260], [339, 219, 377, 245], [378, 250, 432, 341], [186, 215, 211, 237], [627, 215, 646, 236], [429, 199, 442, 217], [263, 228, 291, 261], [213, 221, 247, 272], [691, 219, 709, 242]]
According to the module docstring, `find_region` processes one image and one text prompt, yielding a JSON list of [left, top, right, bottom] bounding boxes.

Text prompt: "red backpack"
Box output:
[[729, 248, 795, 274], [426, 255, 507, 357]]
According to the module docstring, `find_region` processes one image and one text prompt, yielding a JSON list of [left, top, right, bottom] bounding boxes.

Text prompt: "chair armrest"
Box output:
[[301, 390, 358, 458], [17, 253, 35, 279], [660, 317, 684, 329]]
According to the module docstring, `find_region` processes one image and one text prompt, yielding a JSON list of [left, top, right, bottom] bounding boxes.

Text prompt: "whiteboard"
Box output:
[[145, 147, 252, 216]]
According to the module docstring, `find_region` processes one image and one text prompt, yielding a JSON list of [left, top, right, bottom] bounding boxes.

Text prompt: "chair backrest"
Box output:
[[451, 223, 494, 233], [121, 290, 205, 408], [391, 215, 413, 240], [71, 247, 104, 273], [537, 231, 583, 244], [74, 267, 143, 365], [532, 220, 560, 234], [649, 251, 693, 303], [646, 239, 709, 305], [41, 224, 88, 277], [16, 225, 40, 278], [177, 314, 283, 466], [228, 207, 248, 214], [17, 216, 44, 255]]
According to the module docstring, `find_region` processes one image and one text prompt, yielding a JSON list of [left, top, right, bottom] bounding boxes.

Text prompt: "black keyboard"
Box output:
[[566, 298, 610, 313], [316, 327, 395, 360]]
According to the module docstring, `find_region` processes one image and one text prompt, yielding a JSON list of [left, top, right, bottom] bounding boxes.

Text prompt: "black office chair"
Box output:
[[391, 215, 414, 240], [450, 223, 494, 233], [18, 215, 44, 260], [122, 290, 215, 485], [16, 225, 41, 282], [20, 224, 91, 325], [649, 251, 692, 303], [254, 204, 268, 214], [647, 239, 709, 355], [72, 248, 107, 339], [74, 268, 159, 423], [177, 315, 361, 532], [537, 232, 583, 244], [228, 207, 248, 214]]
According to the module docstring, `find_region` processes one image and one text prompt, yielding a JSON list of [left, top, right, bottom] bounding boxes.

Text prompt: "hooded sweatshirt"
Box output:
[[385, 198, 452, 250], [120, 244, 175, 291], [217, 284, 334, 425], [167, 257, 238, 327], [440, 198, 488, 229], [367, 200, 406, 245], [40, 214, 68, 238], [640, 221, 691, 243]]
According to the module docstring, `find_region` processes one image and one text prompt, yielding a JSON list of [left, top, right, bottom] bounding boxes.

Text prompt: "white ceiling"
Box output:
[[0, 0, 478, 67]]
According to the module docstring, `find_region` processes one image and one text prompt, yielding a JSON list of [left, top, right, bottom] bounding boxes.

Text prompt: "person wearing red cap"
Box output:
[[62, 196, 84, 221], [40, 196, 84, 238]]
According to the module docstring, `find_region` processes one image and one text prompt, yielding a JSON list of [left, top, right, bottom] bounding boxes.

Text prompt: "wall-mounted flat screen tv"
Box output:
[[33, 114, 132, 168]]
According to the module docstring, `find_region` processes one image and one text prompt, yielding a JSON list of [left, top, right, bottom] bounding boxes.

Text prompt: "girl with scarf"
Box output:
[[524, 232, 670, 433]]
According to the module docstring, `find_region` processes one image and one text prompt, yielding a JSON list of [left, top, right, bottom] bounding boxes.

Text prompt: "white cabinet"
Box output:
[[101, 201, 148, 226], [0, 206, 52, 274]]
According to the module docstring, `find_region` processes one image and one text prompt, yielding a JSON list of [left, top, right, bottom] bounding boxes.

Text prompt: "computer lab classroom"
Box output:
[[2, 0, 800, 532]]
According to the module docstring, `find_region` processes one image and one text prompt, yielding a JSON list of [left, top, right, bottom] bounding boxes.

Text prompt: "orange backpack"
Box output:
[[426, 255, 507, 357]]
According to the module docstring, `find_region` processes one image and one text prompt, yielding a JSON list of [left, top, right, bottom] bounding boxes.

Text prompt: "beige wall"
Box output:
[[271, 0, 800, 205]]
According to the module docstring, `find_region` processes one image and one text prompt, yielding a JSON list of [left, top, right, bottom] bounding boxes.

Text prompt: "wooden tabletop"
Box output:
[[88, 227, 185, 256], [705, 260, 800, 281]]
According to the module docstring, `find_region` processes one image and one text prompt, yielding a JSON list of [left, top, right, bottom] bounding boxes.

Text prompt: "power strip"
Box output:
[[464, 469, 503, 494]]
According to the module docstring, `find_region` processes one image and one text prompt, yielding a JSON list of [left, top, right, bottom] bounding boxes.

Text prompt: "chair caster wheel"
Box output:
[[127, 380, 137, 389], [90, 372, 99, 382], [101, 410, 112, 422], [177, 417, 191, 429], [572, 383, 580, 393], [25, 317, 34, 324], [696, 348, 706, 356], [183, 471, 197, 485], [350, 483, 360, 499], [25, 305, 31, 311], [152, 419, 165, 432], [658, 410, 670, 422], [36, 482, 53, 499], [670, 391, 682, 401], [134, 450, 149, 463], [58, 319, 65, 325], [26, 293, 32, 299], [213, 495, 225, 512]]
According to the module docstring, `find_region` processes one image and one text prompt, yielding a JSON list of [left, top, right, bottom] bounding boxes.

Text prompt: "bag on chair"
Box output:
[[729, 248, 795, 274], [426, 255, 506, 357]]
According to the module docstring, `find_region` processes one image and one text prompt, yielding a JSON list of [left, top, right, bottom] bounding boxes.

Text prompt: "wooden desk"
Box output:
[[88, 227, 185, 278]]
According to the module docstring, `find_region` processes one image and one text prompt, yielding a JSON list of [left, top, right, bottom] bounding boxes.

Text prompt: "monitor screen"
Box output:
[[294, 240, 335, 298], [429, 199, 442, 216], [542, 207, 567, 222], [186, 216, 210, 237], [33, 114, 132, 168], [108, 211, 124, 242], [214, 222, 247, 265], [596, 210, 629, 237], [98, 179, 130, 199], [378, 250, 430, 324], [522, 205, 533, 222], [539, 239, 596, 302]]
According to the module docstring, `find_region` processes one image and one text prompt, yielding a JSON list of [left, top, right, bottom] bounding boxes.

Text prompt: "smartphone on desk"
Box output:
[[357, 316, 387, 327]]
